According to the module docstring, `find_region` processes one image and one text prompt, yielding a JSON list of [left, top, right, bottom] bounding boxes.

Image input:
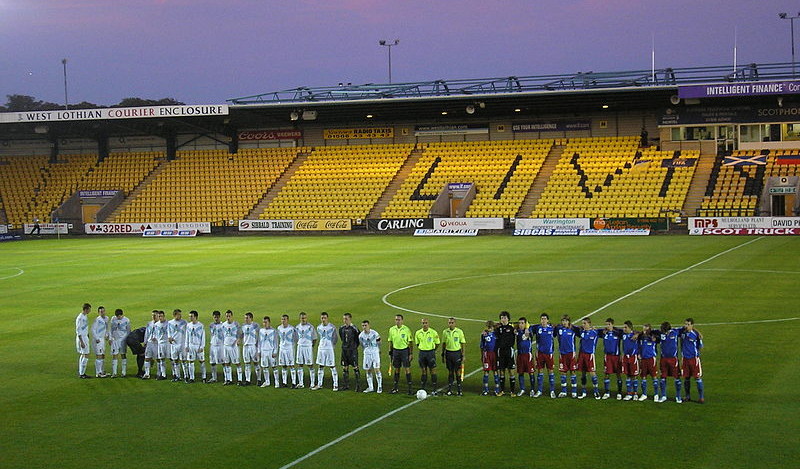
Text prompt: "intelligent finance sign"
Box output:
[[678, 80, 800, 99]]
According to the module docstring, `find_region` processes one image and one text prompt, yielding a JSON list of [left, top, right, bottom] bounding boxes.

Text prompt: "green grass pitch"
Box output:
[[0, 235, 798, 469]]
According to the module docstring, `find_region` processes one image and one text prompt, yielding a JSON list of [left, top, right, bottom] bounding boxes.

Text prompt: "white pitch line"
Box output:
[[0, 267, 24, 280], [382, 268, 675, 323], [698, 317, 799, 326], [580, 236, 764, 320], [277, 367, 484, 469], [283, 237, 766, 469]]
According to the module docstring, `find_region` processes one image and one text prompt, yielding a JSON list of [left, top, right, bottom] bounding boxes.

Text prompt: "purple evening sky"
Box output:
[[0, 0, 795, 105]]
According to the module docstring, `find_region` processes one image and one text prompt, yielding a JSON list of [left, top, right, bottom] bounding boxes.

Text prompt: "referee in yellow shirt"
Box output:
[[414, 318, 440, 395], [388, 314, 414, 395], [442, 317, 466, 396]]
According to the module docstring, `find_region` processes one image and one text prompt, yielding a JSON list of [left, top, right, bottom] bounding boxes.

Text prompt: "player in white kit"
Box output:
[[277, 314, 298, 388], [295, 312, 317, 389], [184, 310, 206, 383], [109, 308, 131, 378], [168, 309, 188, 382], [154, 311, 170, 380], [313, 312, 339, 390], [221, 310, 243, 386], [91, 306, 111, 378], [241, 312, 260, 386], [76, 303, 91, 378], [142, 310, 159, 379], [359, 320, 383, 393], [258, 316, 279, 388], [207, 310, 223, 383]]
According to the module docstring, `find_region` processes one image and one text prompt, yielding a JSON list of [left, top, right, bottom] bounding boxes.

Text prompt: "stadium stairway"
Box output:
[[367, 147, 421, 219], [680, 152, 717, 217], [517, 142, 564, 218], [246, 149, 307, 220], [103, 158, 168, 222]]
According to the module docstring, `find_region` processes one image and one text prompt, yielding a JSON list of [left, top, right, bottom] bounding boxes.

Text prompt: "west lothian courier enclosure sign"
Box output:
[[2, 105, 229, 123]]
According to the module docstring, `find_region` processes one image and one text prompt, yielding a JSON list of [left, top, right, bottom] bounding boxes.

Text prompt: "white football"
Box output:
[[416, 389, 428, 400]]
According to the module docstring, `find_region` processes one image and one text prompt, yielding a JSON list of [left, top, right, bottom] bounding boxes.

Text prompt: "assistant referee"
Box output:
[[442, 317, 466, 396]]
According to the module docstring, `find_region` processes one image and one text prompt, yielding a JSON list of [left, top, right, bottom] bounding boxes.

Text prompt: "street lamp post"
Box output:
[[378, 39, 399, 84], [779, 12, 800, 77], [62, 58, 69, 110]]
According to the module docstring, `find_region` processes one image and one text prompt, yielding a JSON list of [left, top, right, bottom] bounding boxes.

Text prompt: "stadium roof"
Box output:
[[227, 62, 781, 105], [1, 62, 797, 142]]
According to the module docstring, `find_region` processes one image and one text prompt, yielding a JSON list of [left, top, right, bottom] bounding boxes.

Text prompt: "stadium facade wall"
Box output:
[[1, 110, 654, 158]]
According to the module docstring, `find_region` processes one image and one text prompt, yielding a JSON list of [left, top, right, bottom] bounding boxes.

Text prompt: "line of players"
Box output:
[[75, 304, 468, 396], [480, 311, 705, 403]]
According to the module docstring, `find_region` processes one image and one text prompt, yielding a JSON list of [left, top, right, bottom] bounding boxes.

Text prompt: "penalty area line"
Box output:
[[277, 367, 484, 469]]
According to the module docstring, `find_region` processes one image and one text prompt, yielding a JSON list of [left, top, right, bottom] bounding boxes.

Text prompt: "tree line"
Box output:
[[1, 95, 185, 112]]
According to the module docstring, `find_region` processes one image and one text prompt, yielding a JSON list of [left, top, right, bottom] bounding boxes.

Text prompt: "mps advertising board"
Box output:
[[689, 217, 800, 235]]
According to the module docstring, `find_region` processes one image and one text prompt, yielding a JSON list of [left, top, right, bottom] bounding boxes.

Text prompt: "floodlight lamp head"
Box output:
[[379, 40, 386, 46], [780, 12, 788, 19], [465, 105, 475, 114], [289, 111, 300, 121]]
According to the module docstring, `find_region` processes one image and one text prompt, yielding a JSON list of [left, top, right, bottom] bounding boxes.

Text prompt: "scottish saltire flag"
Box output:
[[723, 154, 766, 166], [775, 155, 800, 165]]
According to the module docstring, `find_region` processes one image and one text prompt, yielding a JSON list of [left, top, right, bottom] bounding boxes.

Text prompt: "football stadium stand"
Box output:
[[258, 144, 412, 220], [109, 148, 297, 224], [381, 140, 552, 218], [0, 154, 95, 227], [532, 137, 697, 218], [699, 149, 800, 216], [3, 140, 796, 227]]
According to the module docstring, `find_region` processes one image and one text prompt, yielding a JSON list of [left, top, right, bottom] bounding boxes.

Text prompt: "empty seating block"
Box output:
[[260, 144, 411, 220], [0, 154, 95, 227], [533, 137, 695, 218], [80, 152, 162, 194], [700, 149, 800, 216], [110, 148, 298, 224], [382, 140, 551, 218]]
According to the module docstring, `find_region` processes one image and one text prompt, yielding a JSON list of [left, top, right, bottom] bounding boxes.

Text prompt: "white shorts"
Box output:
[[316, 348, 335, 367], [76, 336, 90, 355], [145, 342, 158, 359], [209, 345, 224, 364], [157, 343, 168, 360], [186, 345, 204, 361], [363, 351, 381, 371], [242, 344, 258, 363], [278, 347, 295, 366], [93, 340, 106, 356], [111, 338, 126, 355], [296, 345, 313, 365], [170, 343, 186, 361], [260, 349, 277, 368], [223, 344, 240, 364]]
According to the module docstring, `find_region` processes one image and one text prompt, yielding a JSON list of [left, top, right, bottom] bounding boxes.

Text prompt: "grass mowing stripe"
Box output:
[[580, 236, 764, 320], [278, 367, 485, 469]]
